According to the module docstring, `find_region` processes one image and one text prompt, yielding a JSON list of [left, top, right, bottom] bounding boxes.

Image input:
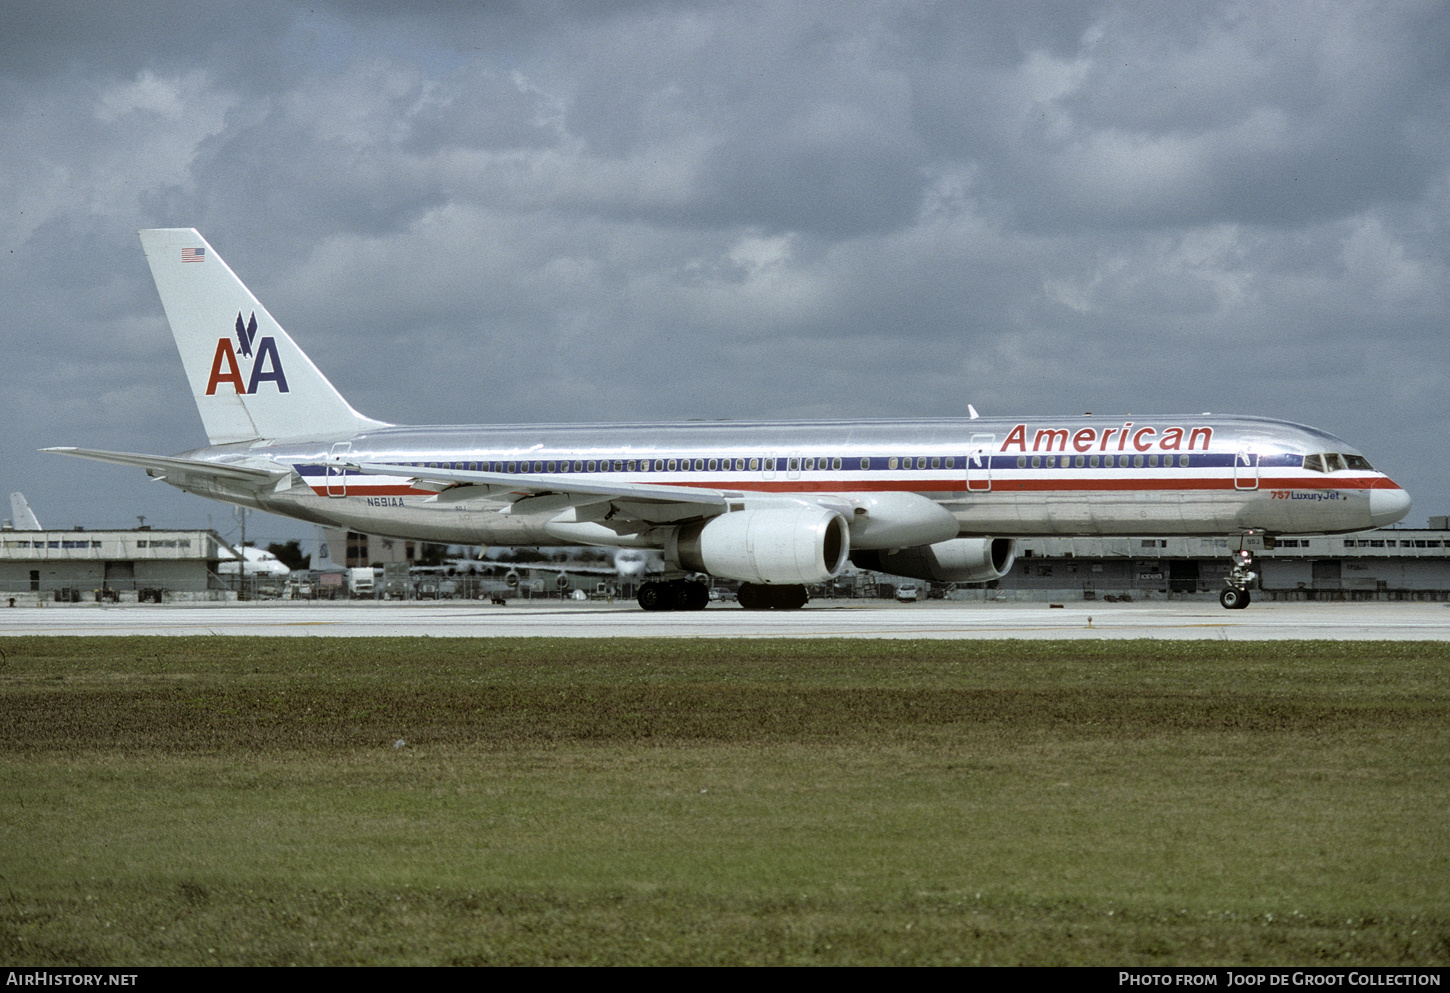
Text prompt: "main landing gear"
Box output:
[[1219, 549, 1258, 610], [637, 579, 710, 612], [736, 583, 808, 610]]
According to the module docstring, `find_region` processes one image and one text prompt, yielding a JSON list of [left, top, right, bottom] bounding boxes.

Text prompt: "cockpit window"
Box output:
[[1303, 452, 1374, 472]]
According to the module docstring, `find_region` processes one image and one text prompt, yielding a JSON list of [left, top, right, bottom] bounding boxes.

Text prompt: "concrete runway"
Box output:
[[4, 598, 1450, 639]]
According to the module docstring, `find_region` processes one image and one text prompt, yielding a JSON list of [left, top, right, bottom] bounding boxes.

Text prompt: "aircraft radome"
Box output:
[[47, 230, 1411, 611]]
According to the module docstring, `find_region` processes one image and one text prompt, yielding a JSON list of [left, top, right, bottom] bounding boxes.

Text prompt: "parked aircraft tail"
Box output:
[[8, 493, 41, 531], [314, 527, 347, 573], [138, 229, 388, 446]]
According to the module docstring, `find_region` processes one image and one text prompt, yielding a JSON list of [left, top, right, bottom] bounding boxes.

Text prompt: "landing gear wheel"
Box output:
[[637, 581, 673, 612], [1219, 587, 1251, 610], [734, 583, 809, 609], [771, 585, 809, 610], [737, 583, 768, 610], [679, 581, 710, 611], [638, 580, 711, 611]]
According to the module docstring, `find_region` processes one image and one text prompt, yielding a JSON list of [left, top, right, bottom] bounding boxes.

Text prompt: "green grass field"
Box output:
[[1, 637, 1446, 965]]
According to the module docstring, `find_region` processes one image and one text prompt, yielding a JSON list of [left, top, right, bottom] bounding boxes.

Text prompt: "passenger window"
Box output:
[[1149, 455, 1159, 467], [833, 457, 842, 470], [859, 457, 869, 470], [694, 459, 704, 471], [888, 457, 898, 470], [547, 462, 557, 472], [708, 458, 718, 471], [1017, 456, 1026, 468], [804, 458, 814, 471], [931, 456, 940, 469], [1074, 455, 1085, 468], [668, 459, 677, 471], [1133, 455, 1144, 468], [750, 458, 760, 471], [1089, 455, 1099, 468], [945, 456, 955, 469], [1031, 456, 1041, 468]]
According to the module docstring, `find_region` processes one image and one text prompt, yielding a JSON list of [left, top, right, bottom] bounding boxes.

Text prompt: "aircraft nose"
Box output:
[[1369, 484, 1412, 527]]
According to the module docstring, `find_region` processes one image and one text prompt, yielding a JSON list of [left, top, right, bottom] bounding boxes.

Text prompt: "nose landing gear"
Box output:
[[1220, 549, 1257, 609]]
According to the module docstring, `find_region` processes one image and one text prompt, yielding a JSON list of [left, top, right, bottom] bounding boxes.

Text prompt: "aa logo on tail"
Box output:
[[206, 312, 289, 395]]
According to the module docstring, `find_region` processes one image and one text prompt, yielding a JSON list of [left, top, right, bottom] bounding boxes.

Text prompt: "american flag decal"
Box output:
[[181, 247, 205, 263]]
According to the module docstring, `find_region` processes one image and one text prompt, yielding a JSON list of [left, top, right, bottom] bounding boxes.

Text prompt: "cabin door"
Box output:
[[967, 434, 995, 492], [327, 442, 351, 498], [1234, 449, 1259, 491]]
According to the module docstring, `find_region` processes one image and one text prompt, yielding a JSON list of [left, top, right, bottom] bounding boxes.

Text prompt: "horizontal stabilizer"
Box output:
[[44, 447, 288, 484]]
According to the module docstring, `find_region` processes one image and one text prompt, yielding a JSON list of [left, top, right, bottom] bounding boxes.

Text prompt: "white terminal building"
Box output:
[[977, 522, 1450, 601], [0, 528, 230, 601]]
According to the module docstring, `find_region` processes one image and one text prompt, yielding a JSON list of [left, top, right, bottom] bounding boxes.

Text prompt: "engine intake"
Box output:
[[674, 506, 850, 585], [851, 537, 1016, 583]]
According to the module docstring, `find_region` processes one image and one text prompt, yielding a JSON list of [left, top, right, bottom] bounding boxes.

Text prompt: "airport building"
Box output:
[[320, 528, 425, 569], [5, 520, 1450, 605], [0, 528, 230, 600], [985, 526, 1450, 601]]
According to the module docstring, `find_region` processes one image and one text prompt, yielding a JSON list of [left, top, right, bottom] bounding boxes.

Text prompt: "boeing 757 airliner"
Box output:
[[47, 229, 1411, 610]]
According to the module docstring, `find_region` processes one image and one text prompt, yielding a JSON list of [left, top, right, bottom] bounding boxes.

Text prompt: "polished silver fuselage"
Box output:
[[170, 414, 1409, 547]]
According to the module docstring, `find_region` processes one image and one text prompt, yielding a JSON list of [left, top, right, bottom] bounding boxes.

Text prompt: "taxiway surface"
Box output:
[[3, 599, 1448, 639]]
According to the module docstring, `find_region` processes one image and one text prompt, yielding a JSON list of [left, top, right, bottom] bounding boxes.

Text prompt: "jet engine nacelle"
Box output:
[[673, 506, 850, 585], [851, 537, 1016, 583]]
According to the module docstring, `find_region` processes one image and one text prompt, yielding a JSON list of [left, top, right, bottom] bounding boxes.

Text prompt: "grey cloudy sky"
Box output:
[[4, 0, 1448, 545]]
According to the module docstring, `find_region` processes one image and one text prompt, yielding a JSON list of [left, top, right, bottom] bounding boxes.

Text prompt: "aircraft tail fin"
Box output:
[[9, 493, 41, 530], [138, 229, 388, 446], [314, 527, 347, 573]]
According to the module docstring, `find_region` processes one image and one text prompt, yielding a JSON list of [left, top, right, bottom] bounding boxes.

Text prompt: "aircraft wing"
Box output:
[[351, 461, 729, 531], [45, 447, 291, 486], [353, 461, 730, 505]]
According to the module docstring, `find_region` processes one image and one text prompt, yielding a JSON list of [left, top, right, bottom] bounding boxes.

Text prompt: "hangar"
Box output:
[[0, 528, 229, 601], [994, 526, 1450, 602]]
